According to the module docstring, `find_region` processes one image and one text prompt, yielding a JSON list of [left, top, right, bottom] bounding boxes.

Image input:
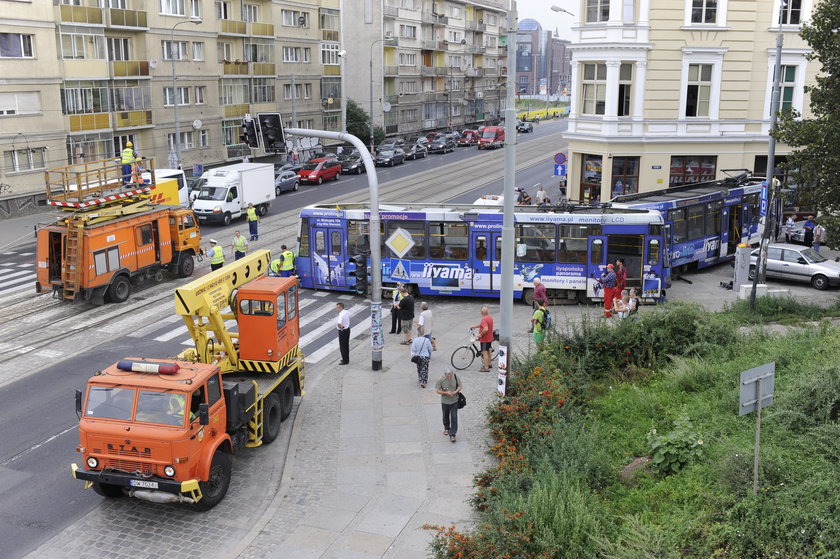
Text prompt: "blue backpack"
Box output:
[[539, 308, 552, 330]]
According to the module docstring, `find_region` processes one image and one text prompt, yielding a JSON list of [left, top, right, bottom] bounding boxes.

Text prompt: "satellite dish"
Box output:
[[192, 119, 203, 130], [382, 101, 392, 112]]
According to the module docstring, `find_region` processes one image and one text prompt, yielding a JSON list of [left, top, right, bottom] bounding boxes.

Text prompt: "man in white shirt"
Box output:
[[417, 302, 436, 350], [335, 302, 351, 365]]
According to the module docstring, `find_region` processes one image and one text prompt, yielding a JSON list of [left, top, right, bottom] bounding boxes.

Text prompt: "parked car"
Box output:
[[428, 135, 455, 154], [339, 153, 366, 174], [457, 130, 480, 146], [404, 142, 428, 160], [375, 147, 406, 166], [275, 162, 302, 175], [516, 120, 534, 133], [749, 243, 840, 290], [274, 170, 300, 195], [297, 157, 341, 184], [445, 130, 461, 142], [377, 138, 405, 153]]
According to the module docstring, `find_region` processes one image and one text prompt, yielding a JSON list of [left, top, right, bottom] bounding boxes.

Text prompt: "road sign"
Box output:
[[760, 181, 768, 217], [554, 152, 567, 165], [739, 362, 775, 415], [554, 164, 566, 177], [385, 227, 415, 259]]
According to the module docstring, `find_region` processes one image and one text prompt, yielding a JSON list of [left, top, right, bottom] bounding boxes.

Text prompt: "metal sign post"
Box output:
[[738, 362, 775, 495]]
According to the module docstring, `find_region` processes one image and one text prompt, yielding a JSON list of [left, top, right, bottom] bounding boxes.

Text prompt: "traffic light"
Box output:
[[350, 253, 368, 295], [240, 117, 259, 148], [257, 112, 285, 152]]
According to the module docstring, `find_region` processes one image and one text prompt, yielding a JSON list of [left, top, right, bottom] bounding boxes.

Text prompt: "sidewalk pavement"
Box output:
[[0, 211, 53, 252], [234, 301, 521, 559]]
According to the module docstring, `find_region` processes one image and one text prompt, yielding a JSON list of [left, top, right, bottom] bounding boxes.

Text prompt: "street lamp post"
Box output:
[[170, 17, 201, 169]]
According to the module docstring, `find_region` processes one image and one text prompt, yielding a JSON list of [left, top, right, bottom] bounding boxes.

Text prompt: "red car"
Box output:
[[298, 157, 341, 184]]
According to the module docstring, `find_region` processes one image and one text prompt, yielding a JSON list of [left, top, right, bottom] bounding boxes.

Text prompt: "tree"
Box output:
[[774, 1, 840, 247], [345, 99, 385, 148]]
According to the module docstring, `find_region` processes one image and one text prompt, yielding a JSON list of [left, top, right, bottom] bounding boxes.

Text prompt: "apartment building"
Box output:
[[564, 0, 815, 202], [342, 0, 509, 141], [0, 0, 339, 200]]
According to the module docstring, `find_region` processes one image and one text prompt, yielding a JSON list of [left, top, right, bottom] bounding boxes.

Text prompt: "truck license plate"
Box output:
[[129, 480, 159, 489]]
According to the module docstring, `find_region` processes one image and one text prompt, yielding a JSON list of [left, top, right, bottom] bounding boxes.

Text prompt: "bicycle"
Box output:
[[450, 329, 498, 371]]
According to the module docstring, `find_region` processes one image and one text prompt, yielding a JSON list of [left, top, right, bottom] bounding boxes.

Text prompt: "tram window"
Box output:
[[475, 235, 488, 260], [590, 238, 604, 265], [558, 225, 592, 263], [706, 201, 722, 236], [388, 221, 426, 259], [315, 230, 325, 253], [669, 209, 687, 243], [331, 231, 342, 255], [429, 222, 468, 260], [299, 218, 309, 255], [515, 224, 555, 262], [648, 239, 661, 265], [348, 220, 371, 255], [687, 205, 705, 239]]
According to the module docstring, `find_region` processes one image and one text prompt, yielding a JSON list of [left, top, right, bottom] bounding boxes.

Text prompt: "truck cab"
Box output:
[[477, 126, 505, 149]]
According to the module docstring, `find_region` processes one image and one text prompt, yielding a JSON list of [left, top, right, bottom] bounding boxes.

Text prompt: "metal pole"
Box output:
[[500, 3, 518, 369], [753, 377, 762, 495], [170, 18, 200, 169], [749, 13, 785, 308], [286, 127, 382, 370], [369, 54, 375, 152]]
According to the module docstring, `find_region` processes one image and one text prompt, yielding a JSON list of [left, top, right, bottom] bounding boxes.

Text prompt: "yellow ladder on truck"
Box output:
[[62, 217, 84, 301]]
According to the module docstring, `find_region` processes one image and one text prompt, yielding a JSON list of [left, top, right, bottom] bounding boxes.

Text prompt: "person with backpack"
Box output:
[[530, 301, 550, 347]]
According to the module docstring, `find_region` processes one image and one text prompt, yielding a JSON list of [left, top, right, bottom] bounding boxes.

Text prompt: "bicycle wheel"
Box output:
[[490, 341, 499, 362], [450, 346, 475, 370]]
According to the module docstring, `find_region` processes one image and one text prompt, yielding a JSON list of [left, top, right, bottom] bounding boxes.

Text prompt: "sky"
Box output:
[[515, 0, 576, 42]]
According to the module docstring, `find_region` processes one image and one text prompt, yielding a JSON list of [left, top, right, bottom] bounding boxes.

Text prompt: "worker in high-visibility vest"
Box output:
[[246, 203, 260, 241], [120, 141, 137, 184], [206, 239, 225, 271], [231, 230, 248, 261], [130, 156, 145, 184], [269, 257, 282, 277], [279, 244, 296, 277]]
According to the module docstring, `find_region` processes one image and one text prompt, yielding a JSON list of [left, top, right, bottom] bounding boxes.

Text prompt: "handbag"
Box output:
[[455, 373, 466, 409], [410, 338, 430, 365]]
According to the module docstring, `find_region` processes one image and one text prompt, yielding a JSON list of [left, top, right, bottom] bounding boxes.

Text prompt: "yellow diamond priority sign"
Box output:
[[386, 227, 415, 259]]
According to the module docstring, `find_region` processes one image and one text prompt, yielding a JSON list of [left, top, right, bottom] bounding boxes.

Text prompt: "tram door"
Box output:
[[471, 233, 502, 293], [311, 227, 347, 288], [643, 235, 665, 299], [720, 206, 731, 258], [586, 236, 607, 299], [606, 234, 644, 290]]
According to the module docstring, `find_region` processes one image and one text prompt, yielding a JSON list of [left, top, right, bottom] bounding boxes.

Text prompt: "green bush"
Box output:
[[646, 416, 705, 476], [771, 366, 840, 431], [725, 295, 838, 324]]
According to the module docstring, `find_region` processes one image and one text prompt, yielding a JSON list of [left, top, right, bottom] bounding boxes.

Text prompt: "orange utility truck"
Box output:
[[71, 250, 305, 510], [36, 158, 201, 303]]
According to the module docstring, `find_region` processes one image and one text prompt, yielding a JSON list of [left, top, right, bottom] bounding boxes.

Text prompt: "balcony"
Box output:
[[111, 60, 150, 77], [252, 62, 275, 76], [384, 6, 399, 18], [384, 66, 399, 77], [465, 68, 485, 78], [421, 65, 436, 76], [224, 104, 250, 119], [421, 13, 436, 24], [385, 95, 400, 106], [422, 40, 438, 50], [435, 67, 448, 76], [220, 19, 246, 36], [322, 29, 339, 42], [433, 15, 448, 26], [467, 45, 486, 54], [106, 8, 147, 29], [114, 110, 152, 129], [68, 113, 110, 132], [59, 4, 103, 25], [399, 92, 420, 103], [222, 61, 249, 75], [249, 22, 274, 37], [323, 65, 341, 76], [386, 124, 399, 134], [423, 91, 436, 102]]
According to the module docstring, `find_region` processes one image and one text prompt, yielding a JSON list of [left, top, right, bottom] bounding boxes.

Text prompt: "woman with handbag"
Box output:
[[435, 368, 463, 443], [410, 335, 433, 388]]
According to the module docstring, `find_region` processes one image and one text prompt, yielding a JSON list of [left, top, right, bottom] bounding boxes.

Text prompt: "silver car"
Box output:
[[274, 170, 300, 195], [750, 243, 840, 290]]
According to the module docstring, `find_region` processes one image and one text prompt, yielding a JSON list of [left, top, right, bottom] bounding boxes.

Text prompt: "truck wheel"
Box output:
[[177, 254, 195, 278], [193, 450, 232, 511], [279, 380, 294, 421], [258, 204, 269, 216], [222, 213, 232, 226], [92, 482, 123, 498], [262, 393, 282, 444], [108, 275, 131, 303]]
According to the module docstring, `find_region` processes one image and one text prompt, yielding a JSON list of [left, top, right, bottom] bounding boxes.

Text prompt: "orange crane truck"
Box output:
[[36, 158, 201, 303], [71, 250, 305, 510]]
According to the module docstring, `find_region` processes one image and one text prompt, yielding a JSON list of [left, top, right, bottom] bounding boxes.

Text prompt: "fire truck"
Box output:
[[71, 250, 305, 510], [36, 158, 201, 303]]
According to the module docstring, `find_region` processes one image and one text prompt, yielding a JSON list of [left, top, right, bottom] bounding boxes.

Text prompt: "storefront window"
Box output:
[[580, 154, 603, 202], [611, 156, 639, 197]]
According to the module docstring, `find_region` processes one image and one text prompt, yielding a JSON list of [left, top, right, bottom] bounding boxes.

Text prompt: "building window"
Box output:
[[581, 63, 606, 115], [164, 87, 190, 106], [195, 85, 206, 104], [400, 25, 417, 39], [777, 64, 796, 113], [669, 156, 717, 186], [586, 0, 610, 23], [107, 37, 130, 61], [448, 31, 462, 43], [282, 10, 308, 27], [190, 0, 201, 18], [488, 14, 497, 25], [400, 108, 417, 122], [691, 0, 717, 24], [0, 33, 34, 58], [779, 0, 801, 25], [252, 78, 275, 103], [61, 81, 110, 114], [449, 6, 461, 19], [399, 81, 418, 94], [192, 42, 204, 61], [168, 131, 194, 151], [244, 41, 272, 63], [218, 42, 232, 62], [4, 147, 46, 173], [399, 53, 417, 66], [160, 0, 185, 16], [617, 63, 632, 116], [199, 129, 209, 148], [685, 63, 712, 117], [323, 113, 340, 131], [60, 27, 105, 60], [611, 157, 639, 196], [162, 40, 187, 61], [321, 43, 340, 65], [220, 78, 250, 105], [0, 92, 41, 116], [242, 3, 258, 23], [215, 1, 231, 19], [283, 46, 309, 63], [581, 154, 603, 202], [112, 81, 152, 111]]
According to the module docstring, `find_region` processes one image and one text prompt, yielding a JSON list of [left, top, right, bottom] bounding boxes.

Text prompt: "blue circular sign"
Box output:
[[554, 152, 567, 165]]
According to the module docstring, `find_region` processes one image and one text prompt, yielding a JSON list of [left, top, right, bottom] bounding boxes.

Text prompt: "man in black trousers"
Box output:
[[335, 302, 350, 365]]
